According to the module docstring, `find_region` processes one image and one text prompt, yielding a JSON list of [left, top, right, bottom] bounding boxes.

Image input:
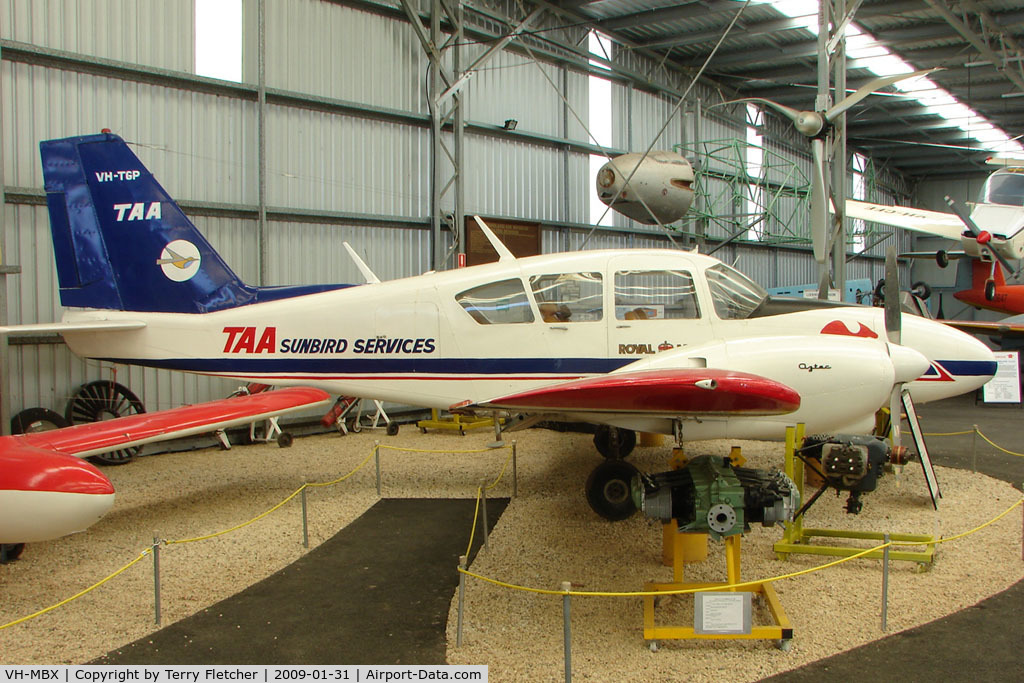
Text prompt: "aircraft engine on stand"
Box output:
[[631, 455, 799, 540], [595, 151, 695, 225], [800, 434, 912, 514]]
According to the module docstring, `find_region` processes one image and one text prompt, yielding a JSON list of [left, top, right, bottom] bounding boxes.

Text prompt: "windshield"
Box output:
[[706, 263, 768, 320], [980, 169, 1024, 207]]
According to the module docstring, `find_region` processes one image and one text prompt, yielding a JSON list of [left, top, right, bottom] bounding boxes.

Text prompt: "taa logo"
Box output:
[[113, 202, 161, 221], [223, 326, 276, 354]]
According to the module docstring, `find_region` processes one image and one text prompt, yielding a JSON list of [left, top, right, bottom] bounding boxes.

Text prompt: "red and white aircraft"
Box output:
[[0, 387, 330, 560], [847, 160, 1024, 313], [3, 132, 998, 522]]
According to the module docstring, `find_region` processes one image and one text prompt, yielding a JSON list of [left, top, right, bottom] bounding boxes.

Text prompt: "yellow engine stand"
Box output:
[[643, 532, 793, 649], [772, 424, 936, 566], [416, 408, 495, 434]]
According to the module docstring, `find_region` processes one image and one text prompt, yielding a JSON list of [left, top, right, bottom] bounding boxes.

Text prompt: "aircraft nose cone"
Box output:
[[888, 343, 931, 384]]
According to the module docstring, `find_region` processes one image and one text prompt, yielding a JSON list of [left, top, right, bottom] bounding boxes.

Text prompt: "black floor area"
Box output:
[[92, 394, 1023, 675], [93, 498, 507, 665]]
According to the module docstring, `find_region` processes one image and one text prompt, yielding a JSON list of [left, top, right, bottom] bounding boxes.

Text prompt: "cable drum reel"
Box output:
[[631, 455, 800, 540]]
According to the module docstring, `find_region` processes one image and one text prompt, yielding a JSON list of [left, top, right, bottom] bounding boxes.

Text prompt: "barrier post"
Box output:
[[374, 441, 382, 497], [972, 425, 978, 473], [881, 533, 890, 632], [457, 555, 467, 647], [512, 440, 518, 498], [561, 581, 572, 683], [152, 536, 162, 626], [480, 480, 489, 550], [301, 487, 309, 549]]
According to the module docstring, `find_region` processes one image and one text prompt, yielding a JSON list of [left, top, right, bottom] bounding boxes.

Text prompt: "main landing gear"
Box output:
[[586, 426, 641, 520]]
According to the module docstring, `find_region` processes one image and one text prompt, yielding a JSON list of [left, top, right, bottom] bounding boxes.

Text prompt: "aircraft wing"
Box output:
[[845, 200, 965, 241], [0, 320, 147, 335], [453, 369, 800, 416], [940, 319, 1024, 339], [15, 387, 331, 459]]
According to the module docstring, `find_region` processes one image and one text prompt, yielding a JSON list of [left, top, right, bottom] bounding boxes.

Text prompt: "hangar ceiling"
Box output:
[[541, 0, 1024, 180]]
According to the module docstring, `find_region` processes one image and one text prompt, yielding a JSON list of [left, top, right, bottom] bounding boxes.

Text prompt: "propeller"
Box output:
[[883, 247, 904, 457], [723, 69, 939, 267], [943, 195, 1023, 279]]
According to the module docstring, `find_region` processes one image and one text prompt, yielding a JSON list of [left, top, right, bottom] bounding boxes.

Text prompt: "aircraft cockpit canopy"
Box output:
[[980, 168, 1024, 207], [705, 263, 768, 320]]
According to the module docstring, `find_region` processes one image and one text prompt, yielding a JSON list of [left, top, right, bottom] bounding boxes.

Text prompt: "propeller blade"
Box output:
[[884, 246, 901, 345], [943, 195, 1021, 277], [719, 97, 805, 126], [826, 68, 938, 122], [811, 139, 828, 264], [888, 384, 902, 449]]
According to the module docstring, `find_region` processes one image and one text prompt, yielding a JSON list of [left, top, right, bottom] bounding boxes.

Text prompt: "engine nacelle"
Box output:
[[596, 151, 695, 224], [631, 455, 799, 540]]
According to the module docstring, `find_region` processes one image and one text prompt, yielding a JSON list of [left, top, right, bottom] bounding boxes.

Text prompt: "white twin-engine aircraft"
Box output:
[[21, 133, 996, 520]]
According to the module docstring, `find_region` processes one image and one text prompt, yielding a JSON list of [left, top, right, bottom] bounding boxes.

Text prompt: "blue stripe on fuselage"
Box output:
[[922, 360, 998, 377]]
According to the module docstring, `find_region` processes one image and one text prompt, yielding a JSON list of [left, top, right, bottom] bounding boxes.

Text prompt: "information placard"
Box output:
[[982, 350, 1021, 404], [694, 591, 752, 635]]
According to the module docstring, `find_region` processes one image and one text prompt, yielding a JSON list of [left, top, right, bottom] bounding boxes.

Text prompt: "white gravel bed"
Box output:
[[0, 426, 1020, 679]]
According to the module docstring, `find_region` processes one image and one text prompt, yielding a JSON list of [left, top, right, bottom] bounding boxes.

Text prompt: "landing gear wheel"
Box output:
[[386, 422, 400, 436], [65, 381, 146, 465], [593, 425, 636, 459], [985, 279, 997, 301], [936, 250, 949, 268], [277, 432, 294, 448], [11, 407, 68, 434], [1, 543, 25, 563], [348, 418, 362, 433], [585, 459, 640, 521]]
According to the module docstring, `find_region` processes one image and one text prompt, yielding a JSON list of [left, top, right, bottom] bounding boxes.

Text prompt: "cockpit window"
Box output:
[[706, 263, 767, 320], [456, 278, 534, 325], [614, 270, 700, 320], [980, 170, 1024, 207], [529, 272, 603, 322]]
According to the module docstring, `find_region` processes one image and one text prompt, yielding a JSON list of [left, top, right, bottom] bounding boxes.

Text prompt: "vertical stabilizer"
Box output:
[[40, 132, 256, 313]]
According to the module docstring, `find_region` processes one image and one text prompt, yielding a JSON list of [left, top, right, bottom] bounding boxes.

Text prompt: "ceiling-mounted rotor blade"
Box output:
[[719, 97, 804, 126], [811, 138, 828, 264], [826, 68, 938, 123], [884, 246, 901, 345]]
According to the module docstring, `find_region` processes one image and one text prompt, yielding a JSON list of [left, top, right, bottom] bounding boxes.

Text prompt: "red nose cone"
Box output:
[[977, 231, 992, 244]]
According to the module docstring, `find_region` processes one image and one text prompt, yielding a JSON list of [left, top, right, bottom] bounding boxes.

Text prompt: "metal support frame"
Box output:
[[773, 424, 936, 566]]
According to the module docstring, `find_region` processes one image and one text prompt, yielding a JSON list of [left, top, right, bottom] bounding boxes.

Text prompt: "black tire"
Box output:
[[277, 432, 294, 448], [985, 280, 997, 301], [585, 459, 640, 521], [911, 281, 931, 300], [936, 250, 949, 268], [593, 425, 637, 459], [348, 418, 362, 434], [65, 380, 146, 465], [386, 422, 400, 436], [11, 407, 69, 434], [1, 543, 25, 563]]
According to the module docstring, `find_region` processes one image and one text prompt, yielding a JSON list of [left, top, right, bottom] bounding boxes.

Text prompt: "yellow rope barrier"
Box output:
[[458, 497, 1024, 597], [975, 429, 1024, 457], [0, 549, 152, 631]]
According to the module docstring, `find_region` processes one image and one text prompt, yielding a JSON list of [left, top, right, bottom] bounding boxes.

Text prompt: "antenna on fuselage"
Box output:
[[343, 242, 381, 283], [473, 216, 516, 262]]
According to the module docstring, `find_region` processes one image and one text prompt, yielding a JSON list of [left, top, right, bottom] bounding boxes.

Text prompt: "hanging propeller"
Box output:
[[943, 194, 1023, 280], [723, 69, 939, 266]]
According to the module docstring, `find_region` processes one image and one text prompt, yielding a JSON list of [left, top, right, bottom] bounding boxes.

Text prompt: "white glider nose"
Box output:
[[887, 343, 931, 384]]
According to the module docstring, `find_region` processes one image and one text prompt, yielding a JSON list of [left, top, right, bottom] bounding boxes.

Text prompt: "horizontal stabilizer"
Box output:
[[16, 387, 331, 459], [454, 368, 800, 416]]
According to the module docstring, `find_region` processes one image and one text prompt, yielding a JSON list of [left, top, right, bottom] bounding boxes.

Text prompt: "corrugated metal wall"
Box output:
[[1, 0, 917, 427]]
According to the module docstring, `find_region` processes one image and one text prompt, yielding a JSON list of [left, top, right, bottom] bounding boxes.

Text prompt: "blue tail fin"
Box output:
[[40, 132, 348, 314]]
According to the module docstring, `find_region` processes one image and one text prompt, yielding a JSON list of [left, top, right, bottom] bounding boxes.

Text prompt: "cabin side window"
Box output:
[[614, 270, 700, 320], [455, 278, 535, 324], [528, 272, 603, 322]]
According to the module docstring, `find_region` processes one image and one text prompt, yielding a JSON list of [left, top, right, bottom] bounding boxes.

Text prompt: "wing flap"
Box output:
[[456, 369, 800, 416], [16, 387, 331, 458]]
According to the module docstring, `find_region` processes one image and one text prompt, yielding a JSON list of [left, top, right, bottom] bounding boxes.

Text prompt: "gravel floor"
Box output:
[[1, 426, 1020, 679]]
